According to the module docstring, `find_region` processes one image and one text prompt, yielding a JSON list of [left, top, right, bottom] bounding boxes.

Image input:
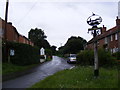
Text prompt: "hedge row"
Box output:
[[3, 41, 40, 66], [77, 49, 117, 67], [113, 52, 120, 60]]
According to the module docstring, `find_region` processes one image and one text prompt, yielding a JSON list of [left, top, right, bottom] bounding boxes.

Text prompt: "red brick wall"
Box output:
[[19, 35, 34, 46], [19, 35, 24, 43], [0, 18, 3, 38], [86, 43, 94, 50], [98, 38, 104, 48], [1, 18, 34, 46], [2, 19, 19, 42], [109, 34, 118, 49], [6, 23, 14, 41]]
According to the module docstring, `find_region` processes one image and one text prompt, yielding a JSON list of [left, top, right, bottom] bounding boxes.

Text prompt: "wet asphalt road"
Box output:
[[3, 56, 74, 88]]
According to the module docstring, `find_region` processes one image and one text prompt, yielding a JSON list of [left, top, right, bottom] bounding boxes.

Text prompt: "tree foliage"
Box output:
[[51, 45, 57, 55], [77, 49, 117, 67], [28, 28, 50, 49], [58, 36, 87, 54]]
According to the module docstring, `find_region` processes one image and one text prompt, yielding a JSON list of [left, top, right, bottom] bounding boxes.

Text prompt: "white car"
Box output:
[[67, 54, 77, 64]]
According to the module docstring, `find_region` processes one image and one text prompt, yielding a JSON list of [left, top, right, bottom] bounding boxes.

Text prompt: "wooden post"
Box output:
[[5, 0, 9, 39], [93, 29, 99, 77], [4, 0, 9, 62]]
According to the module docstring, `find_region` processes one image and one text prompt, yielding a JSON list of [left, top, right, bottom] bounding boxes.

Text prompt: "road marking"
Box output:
[[70, 66, 75, 69]]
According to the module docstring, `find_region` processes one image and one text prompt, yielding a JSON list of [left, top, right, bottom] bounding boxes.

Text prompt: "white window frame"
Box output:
[[115, 33, 118, 40], [110, 49, 113, 53], [104, 37, 108, 44], [113, 48, 116, 53]]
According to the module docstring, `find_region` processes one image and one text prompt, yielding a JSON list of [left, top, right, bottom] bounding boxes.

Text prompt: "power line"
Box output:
[[17, 0, 38, 24]]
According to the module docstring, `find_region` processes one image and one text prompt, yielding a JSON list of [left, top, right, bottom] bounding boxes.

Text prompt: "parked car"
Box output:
[[67, 54, 77, 64]]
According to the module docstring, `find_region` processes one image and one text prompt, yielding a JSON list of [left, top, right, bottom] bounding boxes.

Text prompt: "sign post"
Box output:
[[40, 47, 45, 55], [87, 13, 102, 77]]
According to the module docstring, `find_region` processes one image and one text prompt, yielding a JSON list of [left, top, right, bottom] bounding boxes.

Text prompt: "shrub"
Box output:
[[5, 41, 40, 65], [77, 49, 117, 67], [98, 49, 117, 67], [112, 52, 120, 60], [45, 49, 52, 60], [77, 50, 94, 65]]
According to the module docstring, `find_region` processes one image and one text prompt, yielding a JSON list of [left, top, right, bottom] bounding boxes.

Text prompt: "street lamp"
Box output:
[[87, 13, 102, 77]]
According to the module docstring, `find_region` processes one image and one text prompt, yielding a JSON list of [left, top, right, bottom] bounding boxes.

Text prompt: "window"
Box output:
[[116, 48, 119, 52], [0, 28, 4, 37], [113, 48, 119, 53], [110, 35, 113, 41], [0, 28, 2, 36], [115, 33, 118, 40], [104, 37, 108, 44], [113, 48, 116, 53], [110, 49, 113, 53]]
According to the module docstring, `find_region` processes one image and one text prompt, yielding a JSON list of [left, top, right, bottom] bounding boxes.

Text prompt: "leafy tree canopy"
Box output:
[[28, 28, 50, 49], [59, 36, 87, 54], [51, 45, 57, 55]]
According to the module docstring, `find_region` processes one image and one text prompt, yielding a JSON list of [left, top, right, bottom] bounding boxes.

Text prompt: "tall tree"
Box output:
[[51, 45, 57, 55], [58, 36, 87, 54], [28, 28, 50, 49]]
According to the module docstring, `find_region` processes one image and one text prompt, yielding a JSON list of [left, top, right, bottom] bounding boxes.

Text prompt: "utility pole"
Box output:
[[4, 0, 9, 62], [118, 26, 120, 52], [5, 0, 9, 39], [118, 1, 120, 52]]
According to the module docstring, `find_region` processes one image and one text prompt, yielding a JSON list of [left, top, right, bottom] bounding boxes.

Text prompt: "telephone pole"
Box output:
[[118, 1, 120, 52], [5, 0, 9, 39], [3, 0, 9, 62]]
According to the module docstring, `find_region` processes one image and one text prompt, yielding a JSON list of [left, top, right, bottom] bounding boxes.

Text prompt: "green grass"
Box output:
[[2, 63, 39, 75], [30, 66, 118, 88]]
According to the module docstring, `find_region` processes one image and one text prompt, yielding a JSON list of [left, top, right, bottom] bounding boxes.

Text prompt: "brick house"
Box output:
[[86, 16, 120, 53], [6, 22, 19, 42], [0, 17, 34, 46]]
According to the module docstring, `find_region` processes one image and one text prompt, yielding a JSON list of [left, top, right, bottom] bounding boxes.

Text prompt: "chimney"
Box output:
[[8, 22, 12, 25], [116, 16, 120, 26], [101, 25, 106, 34]]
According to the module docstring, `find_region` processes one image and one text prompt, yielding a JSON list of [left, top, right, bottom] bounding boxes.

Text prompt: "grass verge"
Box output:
[[30, 66, 118, 88], [2, 63, 40, 75]]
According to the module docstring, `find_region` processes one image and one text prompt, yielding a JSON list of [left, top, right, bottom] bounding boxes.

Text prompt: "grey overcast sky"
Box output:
[[0, 0, 119, 48]]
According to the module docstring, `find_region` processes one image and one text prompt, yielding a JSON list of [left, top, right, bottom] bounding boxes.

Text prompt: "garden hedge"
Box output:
[[4, 41, 40, 65], [77, 49, 117, 67]]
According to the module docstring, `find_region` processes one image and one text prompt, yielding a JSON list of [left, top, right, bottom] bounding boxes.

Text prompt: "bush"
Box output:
[[112, 52, 120, 60], [5, 41, 40, 65], [98, 49, 117, 67], [45, 49, 52, 60], [77, 50, 94, 65], [77, 49, 117, 67]]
